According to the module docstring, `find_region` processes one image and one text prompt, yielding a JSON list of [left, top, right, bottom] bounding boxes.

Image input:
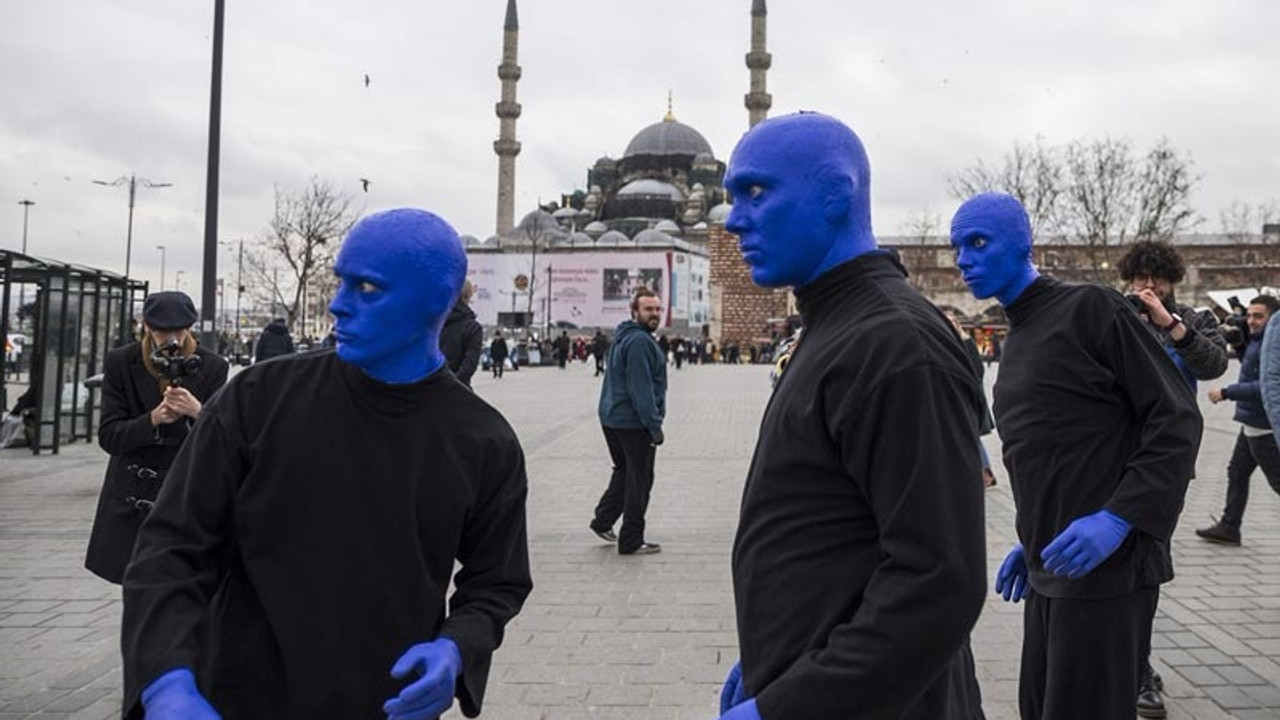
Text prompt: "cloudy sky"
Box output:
[[2, 0, 1276, 300]]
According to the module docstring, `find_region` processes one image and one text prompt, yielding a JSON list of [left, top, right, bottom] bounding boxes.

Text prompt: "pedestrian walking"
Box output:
[[489, 331, 509, 379], [253, 317, 294, 362], [1197, 295, 1280, 546], [590, 287, 667, 556], [440, 280, 484, 387], [591, 330, 609, 377]]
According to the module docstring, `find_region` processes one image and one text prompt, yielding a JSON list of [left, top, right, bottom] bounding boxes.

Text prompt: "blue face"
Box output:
[[328, 209, 466, 384], [949, 193, 1039, 306], [724, 113, 875, 288]]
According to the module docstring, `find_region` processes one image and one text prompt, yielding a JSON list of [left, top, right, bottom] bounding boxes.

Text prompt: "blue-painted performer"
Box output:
[[717, 112, 988, 720], [121, 209, 533, 720], [950, 192, 1201, 720]]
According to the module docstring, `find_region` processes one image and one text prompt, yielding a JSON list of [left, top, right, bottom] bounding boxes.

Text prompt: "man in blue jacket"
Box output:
[[1198, 294, 1280, 545], [590, 287, 667, 555]]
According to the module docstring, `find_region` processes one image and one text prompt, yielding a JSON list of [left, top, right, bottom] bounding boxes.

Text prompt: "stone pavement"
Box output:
[[2, 360, 1278, 720]]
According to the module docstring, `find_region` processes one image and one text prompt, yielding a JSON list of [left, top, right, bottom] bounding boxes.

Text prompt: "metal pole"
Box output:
[[125, 175, 136, 279], [235, 238, 243, 335], [157, 245, 166, 290], [18, 200, 34, 330], [200, 0, 226, 350]]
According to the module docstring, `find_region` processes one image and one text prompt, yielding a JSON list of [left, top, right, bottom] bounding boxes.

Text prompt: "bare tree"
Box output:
[[948, 137, 1061, 238], [245, 178, 359, 332], [1133, 137, 1198, 242], [898, 205, 942, 291], [1061, 138, 1137, 279]]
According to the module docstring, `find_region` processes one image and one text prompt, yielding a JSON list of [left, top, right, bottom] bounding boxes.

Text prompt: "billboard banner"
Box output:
[[467, 251, 703, 330]]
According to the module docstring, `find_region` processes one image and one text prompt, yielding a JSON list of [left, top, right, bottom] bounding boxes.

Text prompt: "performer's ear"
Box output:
[[819, 169, 853, 225]]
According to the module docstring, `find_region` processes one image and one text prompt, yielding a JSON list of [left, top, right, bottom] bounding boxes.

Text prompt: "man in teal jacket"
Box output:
[[591, 287, 668, 555]]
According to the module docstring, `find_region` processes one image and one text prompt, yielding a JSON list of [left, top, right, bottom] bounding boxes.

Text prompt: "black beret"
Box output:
[[142, 291, 198, 330]]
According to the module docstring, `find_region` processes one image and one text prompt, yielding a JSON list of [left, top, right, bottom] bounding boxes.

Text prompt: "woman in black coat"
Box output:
[[85, 292, 228, 583]]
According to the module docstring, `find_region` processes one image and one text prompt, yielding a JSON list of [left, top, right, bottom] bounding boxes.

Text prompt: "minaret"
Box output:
[[494, 0, 522, 236], [745, 0, 772, 128]]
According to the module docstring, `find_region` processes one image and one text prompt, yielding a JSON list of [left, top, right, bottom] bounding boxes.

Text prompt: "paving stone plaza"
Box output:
[[2, 361, 1279, 719]]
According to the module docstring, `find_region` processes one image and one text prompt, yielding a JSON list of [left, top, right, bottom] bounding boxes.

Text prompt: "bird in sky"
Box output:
[[363, 74, 370, 88], [359, 178, 371, 193]]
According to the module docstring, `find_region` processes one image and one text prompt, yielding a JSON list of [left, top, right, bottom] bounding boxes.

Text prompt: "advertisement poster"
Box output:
[[466, 251, 705, 330]]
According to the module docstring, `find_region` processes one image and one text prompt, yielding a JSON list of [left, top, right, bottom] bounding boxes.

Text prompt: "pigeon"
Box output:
[[364, 74, 370, 88], [359, 178, 371, 193]]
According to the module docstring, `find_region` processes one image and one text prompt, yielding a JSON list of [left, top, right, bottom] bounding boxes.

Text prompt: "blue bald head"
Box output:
[[724, 112, 877, 288], [950, 192, 1039, 306], [328, 208, 467, 384]]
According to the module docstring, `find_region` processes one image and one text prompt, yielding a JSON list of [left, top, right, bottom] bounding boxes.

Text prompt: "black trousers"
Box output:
[[1221, 429, 1280, 528], [1020, 587, 1158, 720], [591, 426, 656, 554], [492, 357, 505, 378]]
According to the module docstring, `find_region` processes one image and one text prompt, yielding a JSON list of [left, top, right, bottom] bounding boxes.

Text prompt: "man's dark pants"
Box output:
[[591, 426, 656, 554], [1020, 587, 1158, 720], [1220, 429, 1280, 529]]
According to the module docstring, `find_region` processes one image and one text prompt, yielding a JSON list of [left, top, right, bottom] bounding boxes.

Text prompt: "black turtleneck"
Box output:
[[996, 277, 1201, 598], [734, 251, 988, 720], [121, 350, 532, 720]]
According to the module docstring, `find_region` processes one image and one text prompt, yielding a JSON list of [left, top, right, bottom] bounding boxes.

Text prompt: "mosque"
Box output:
[[462, 0, 787, 346]]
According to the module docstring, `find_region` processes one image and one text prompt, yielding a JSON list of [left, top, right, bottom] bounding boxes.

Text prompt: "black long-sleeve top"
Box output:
[[121, 350, 532, 720], [995, 278, 1202, 598], [733, 252, 988, 720]]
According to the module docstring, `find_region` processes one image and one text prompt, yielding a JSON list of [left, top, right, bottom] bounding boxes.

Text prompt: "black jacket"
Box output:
[[254, 320, 294, 362], [440, 302, 484, 386], [734, 253, 987, 720], [86, 342, 228, 583]]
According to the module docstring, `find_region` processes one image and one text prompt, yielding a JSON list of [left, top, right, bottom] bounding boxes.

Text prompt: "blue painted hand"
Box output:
[[720, 661, 748, 714], [724, 113, 877, 289], [328, 209, 467, 384], [949, 192, 1040, 306], [1040, 509, 1132, 579], [141, 668, 221, 720], [718, 697, 763, 720], [382, 637, 463, 720], [994, 544, 1029, 603]]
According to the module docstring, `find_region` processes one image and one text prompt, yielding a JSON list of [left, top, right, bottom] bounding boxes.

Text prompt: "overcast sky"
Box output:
[[2, 0, 1277, 299]]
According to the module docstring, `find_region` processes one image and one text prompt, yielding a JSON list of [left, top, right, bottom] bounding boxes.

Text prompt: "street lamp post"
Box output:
[[156, 245, 167, 290], [93, 175, 172, 279], [17, 200, 34, 329], [175, 270, 186, 293], [219, 238, 244, 339]]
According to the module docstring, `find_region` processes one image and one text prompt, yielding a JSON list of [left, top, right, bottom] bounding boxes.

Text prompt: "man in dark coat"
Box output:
[[716, 113, 987, 720], [254, 317, 294, 362], [591, 330, 609, 377], [440, 281, 484, 386], [85, 291, 228, 584], [120, 209, 531, 720], [489, 331, 509, 379]]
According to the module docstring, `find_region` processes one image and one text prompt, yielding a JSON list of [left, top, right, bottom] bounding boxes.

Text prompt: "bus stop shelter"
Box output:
[[2, 250, 148, 454]]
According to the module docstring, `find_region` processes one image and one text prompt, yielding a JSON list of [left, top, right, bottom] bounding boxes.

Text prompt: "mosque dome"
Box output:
[[706, 202, 733, 223], [634, 229, 674, 246], [623, 118, 714, 159], [584, 221, 608, 236], [460, 234, 480, 246], [551, 207, 578, 220], [617, 178, 686, 201], [654, 219, 681, 234], [515, 209, 564, 238], [596, 230, 630, 247]]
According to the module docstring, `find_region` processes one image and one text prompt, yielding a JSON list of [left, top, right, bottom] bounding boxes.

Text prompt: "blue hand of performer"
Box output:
[[1040, 509, 1132, 579], [720, 662, 748, 714], [716, 698, 762, 720], [994, 544, 1029, 602], [141, 668, 221, 720], [383, 637, 463, 720]]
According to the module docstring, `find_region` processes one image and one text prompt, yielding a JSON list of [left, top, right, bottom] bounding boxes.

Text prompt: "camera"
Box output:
[[150, 338, 202, 386]]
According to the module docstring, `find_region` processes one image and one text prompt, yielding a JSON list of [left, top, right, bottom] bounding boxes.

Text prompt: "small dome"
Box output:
[[597, 230, 629, 246], [569, 231, 593, 246], [594, 157, 617, 168], [485, 234, 500, 244], [617, 178, 686, 201], [693, 151, 716, 165], [516, 209, 563, 238], [634, 229, 673, 246], [460, 234, 480, 245], [654, 219, 681, 234], [624, 119, 714, 158], [691, 182, 705, 192], [691, 222, 708, 231], [552, 207, 577, 219], [584, 221, 608, 236], [706, 202, 733, 223]]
